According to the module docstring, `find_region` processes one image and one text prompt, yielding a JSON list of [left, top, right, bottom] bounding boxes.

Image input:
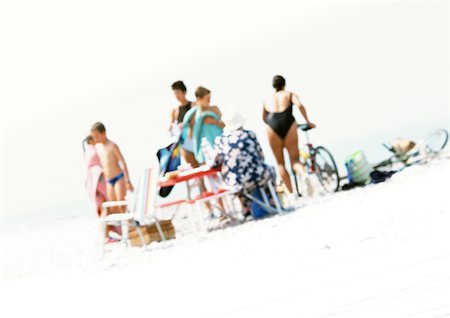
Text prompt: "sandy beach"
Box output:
[[1, 1, 448, 317], [1, 152, 449, 317]]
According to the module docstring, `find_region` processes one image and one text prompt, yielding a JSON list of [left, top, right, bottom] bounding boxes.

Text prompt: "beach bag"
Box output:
[[345, 150, 373, 184], [157, 141, 181, 197], [128, 220, 176, 247], [251, 188, 270, 218]]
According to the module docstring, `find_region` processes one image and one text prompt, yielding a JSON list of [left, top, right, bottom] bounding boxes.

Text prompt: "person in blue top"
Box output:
[[181, 86, 225, 217], [182, 86, 225, 164]]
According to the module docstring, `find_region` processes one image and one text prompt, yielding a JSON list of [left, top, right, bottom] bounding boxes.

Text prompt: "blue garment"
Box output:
[[213, 129, 276, 193], [107, 171, 124, 186], [182, 106, 223, 164]]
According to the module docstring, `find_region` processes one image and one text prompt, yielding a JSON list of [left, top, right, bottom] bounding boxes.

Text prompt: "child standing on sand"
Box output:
[[90, 122, 134, 214]]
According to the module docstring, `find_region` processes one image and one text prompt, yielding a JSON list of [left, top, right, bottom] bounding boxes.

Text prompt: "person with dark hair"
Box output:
[[170, 80, 190, 126], [169, 81, 198, 168], [171, 80, 187, 92], [272, 75, 286, 92], [263, 75, 316, 198], [90, 122, 134, 221]]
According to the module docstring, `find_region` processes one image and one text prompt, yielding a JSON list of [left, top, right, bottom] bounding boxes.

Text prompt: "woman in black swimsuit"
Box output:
[[263, 75, 316, 196]]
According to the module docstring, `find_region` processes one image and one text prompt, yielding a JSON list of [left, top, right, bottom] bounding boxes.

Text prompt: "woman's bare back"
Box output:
[[264, 90, 294, 113]]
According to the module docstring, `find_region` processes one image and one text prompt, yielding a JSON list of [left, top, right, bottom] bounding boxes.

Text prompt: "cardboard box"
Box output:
[[128, 220, 175, 247]]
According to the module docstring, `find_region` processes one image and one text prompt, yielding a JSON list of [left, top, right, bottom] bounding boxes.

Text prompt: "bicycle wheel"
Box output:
[[313, 146, 340, 192], [421, 129, 449, 154]]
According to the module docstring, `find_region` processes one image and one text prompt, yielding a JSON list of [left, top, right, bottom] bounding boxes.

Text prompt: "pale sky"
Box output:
[[0, 0, 448, 220]]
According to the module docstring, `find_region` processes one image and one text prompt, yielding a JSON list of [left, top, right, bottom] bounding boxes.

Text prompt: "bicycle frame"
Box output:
[[294, 124, 341, 195], [374, 129, 448, 169], [300, 130, 318, 174]]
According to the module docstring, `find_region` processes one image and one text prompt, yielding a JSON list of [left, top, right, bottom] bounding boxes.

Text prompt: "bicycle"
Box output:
[[374, 128, 449, 170], [292, 124, 340, 196]]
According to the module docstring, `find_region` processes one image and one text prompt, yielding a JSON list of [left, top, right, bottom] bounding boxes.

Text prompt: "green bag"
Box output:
[[345, 150, 373, 184]]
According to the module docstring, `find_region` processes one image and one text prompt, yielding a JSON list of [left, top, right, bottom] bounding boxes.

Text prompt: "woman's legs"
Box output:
[[284, 124, 314, 196], [267, 125, 294, 193], [283, 123, 306, 176]]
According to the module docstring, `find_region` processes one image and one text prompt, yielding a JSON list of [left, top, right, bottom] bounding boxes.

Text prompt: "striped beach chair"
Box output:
[[100, 167, 185, 250]]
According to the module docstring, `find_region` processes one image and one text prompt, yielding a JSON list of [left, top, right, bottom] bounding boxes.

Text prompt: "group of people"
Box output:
[[168, 76, 316, 207], [84, 75, 316, 232]]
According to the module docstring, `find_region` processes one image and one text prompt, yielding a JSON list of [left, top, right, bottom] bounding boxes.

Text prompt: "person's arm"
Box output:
[[114, 144, 134, 192], [203, 106, 225, 128], [292, 93, 316, 128], [203, 117, 225, 129], [169, 108, 176, 131], [211, 105, 222, 118]]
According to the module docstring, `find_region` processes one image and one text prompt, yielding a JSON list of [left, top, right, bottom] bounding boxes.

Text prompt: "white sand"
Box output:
[[1, 153, 449, 317]]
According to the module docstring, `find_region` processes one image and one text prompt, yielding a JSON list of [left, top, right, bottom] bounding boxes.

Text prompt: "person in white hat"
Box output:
[[222, 111, 246, 131], [211, 110, 276, 217]]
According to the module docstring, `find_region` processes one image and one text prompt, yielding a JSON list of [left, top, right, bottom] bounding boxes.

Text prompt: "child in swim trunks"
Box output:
[[91, 122, 134, 217]]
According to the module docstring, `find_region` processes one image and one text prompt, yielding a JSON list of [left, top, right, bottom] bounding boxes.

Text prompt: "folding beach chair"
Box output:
[[100, 167, 185, 250], [242, 181, 292, 215], [184, 172, 241, 231]]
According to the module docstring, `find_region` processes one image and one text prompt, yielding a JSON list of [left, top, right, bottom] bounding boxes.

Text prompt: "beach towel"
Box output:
[[182, 106, 223, 164], [84, 144, 107, 216], [157, 140, 181, 197]]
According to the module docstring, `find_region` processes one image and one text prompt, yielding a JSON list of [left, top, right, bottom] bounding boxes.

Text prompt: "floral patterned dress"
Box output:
[[213, 129, 276, 193]]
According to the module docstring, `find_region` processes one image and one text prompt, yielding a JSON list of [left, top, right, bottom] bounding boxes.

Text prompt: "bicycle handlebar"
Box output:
[[298, 123, 314, 132]]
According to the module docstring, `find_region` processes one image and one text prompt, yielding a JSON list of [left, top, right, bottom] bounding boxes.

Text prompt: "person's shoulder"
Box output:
[[107, 140, 119, 150], [287, 90, 300, 99], [209, 105, 221, 113]]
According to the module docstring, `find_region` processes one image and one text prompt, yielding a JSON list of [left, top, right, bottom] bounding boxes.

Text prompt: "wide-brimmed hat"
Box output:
[[223, 111, 246, 131]]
